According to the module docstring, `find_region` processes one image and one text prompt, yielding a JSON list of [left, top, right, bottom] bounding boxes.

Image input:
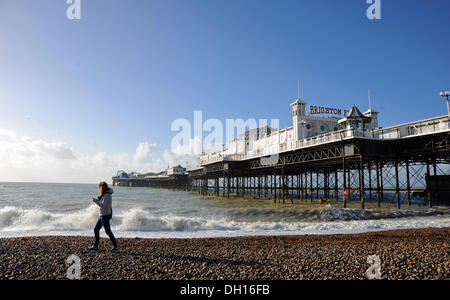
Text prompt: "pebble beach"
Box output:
[[0, 228, 448, 280]]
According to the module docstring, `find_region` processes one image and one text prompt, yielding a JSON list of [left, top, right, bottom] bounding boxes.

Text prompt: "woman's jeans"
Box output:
[[93, 214, 118, 249]]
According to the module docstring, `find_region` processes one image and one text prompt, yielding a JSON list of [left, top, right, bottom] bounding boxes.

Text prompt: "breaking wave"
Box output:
[[0, 205, 100, 232], [318, 207, 449, 221], [223, 206, 449, 222], [117, 208, 238, 232], [0, 205, 449, 238]]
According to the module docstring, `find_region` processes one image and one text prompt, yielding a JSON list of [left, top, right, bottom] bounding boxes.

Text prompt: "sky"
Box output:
[[0, 0, 449, 183]]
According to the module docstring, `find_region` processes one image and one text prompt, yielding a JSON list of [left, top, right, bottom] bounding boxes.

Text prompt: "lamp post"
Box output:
[[441, 91, 450, 119]]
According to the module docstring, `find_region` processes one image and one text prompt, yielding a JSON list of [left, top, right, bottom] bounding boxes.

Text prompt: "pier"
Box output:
[[113, 99, 450, 209], [189, 115, 450, 208], [113, 174, 189, 190], [113, 115, 450, 209]]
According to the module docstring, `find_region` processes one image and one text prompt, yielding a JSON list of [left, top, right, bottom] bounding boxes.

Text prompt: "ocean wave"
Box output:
[[319, 207, 450, 221], [117, 208, 239, 232], [0, 205, 449, 238], [224, 208, 321, 222], [0, 205, 239, 233], [0, 205, 99, 231], [224, 206, 450, 222]]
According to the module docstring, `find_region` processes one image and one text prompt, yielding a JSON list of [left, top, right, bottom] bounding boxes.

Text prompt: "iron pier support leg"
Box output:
[[273, 168, 277, 204], [426, 159, 432, 208], [300, 172, 304, 202], [264, 174, 267, 198], [343, 155, 347, 209], [376, 160, 381, 208], [215, 176, 219, 196], [395, 160, 400, 209], [406, 160, 411, 207], [227, 173, 230, 199], [316, 171, 319, 200], [282, 167, 285, 204], [258, 173, 261, 199], [380, 163, 384, 204], [360, 155, 365, 210], [433, 157, 440, 206], [347, 169, 351, 197], [368, 162, 372, 201], [279, 174, 282, 204], [222, 173, 225, 197], [334, 169, 338, 203]]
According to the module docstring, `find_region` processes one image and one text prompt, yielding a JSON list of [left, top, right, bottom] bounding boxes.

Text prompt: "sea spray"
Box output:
[[319, 207, 450, 221], [117, 207, 239, 232], [0, 205, 99, 231], [1, 204, 449, 237], [0, 183, 449, 238]]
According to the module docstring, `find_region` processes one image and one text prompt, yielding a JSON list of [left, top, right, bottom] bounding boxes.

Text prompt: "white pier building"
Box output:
[[200, 91, 448, 166]]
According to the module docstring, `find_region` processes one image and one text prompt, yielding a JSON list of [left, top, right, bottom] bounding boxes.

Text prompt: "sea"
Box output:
[[0, 182, 449, 239]]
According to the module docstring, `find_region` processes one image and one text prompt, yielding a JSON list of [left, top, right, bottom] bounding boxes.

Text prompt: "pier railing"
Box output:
[[200, 116, 450, 165]]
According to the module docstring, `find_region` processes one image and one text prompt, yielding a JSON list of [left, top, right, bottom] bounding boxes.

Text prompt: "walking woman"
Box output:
[[88, 181, 119, 253]]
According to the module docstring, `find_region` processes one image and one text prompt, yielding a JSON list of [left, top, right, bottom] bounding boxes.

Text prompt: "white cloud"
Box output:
[[134, 142, 158, 163], [162, 136, 201, 168], [0, 129, 17, 141], [0, 129, 200, 183]]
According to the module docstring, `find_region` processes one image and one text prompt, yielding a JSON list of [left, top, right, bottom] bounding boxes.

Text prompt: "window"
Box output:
[[306, 124, 311, 130], [320, 125, 325, 131]]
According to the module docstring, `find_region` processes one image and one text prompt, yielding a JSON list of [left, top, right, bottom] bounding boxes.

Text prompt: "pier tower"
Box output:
[[291, 98, 307, 141]]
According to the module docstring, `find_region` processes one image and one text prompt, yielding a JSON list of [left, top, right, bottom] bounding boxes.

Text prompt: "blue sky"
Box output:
[[0, 0, 449, 182]]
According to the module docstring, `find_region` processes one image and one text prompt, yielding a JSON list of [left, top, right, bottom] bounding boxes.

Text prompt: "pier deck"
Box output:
[[113, 116, 450, 209]]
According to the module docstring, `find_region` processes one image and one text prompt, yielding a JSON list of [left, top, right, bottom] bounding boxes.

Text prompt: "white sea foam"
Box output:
[[0, 205, 99, 232], [0, 204, 449, 239]]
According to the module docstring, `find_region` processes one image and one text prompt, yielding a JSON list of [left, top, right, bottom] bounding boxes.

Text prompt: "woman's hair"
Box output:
[[98, 181, 109, 195]]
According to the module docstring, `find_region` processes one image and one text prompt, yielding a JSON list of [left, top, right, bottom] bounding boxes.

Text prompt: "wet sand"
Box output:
[[0, 228, 448, 280]]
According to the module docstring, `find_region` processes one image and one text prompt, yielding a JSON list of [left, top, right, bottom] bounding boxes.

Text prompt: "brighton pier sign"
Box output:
[[309, 105, 349, 116]]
